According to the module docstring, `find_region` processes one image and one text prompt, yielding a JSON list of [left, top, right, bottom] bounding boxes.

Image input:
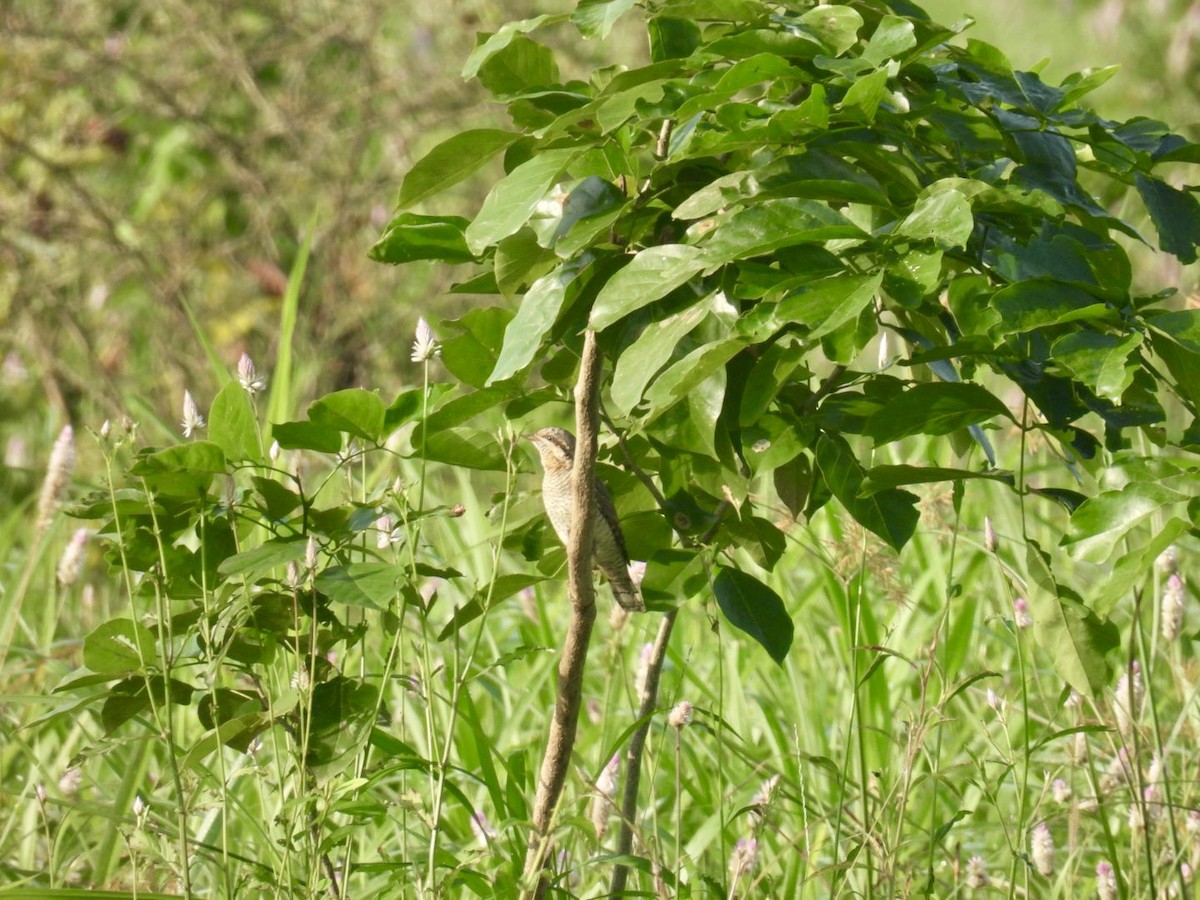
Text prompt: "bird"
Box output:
[[524, 427, 645, 612]]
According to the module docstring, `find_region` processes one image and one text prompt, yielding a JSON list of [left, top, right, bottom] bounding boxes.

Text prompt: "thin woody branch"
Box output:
[[522, 330, 603, 898]]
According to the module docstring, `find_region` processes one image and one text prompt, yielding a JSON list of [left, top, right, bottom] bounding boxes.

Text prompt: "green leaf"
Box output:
[[476, 34, 559, 98], [463, 16, 563, 79], [839, 68, 889, 121], [317, 564, 408, 610], [815, 434, 919, 551], [270, 420, 343, 453], [798, 5, 863, 56], [129, 441, 227, 497], [83, 619, 157, 674], [990, 280, 1112, 335], [700, 199, 863, 266], [308, 389, 386, 443], [488, 258, 588, 385], [218, 538, 309, 578], [861, 465, 1013, 494], [589, 245, 707, 330], [412, 427, 507, 471], [897, 186, 974, 249], [1024, 542, 1118, 698], [864, 382, 1013, 445], [1136, 173, 1200, 264], [643, 338, 743, 419], [572, 0, 637, 39], [208, 381, 260, 462], [712, 565, 793, 663], [1064, 482, 1186, 563], [1050, 331, 1143, 402], [861, 15, 916, 66], [441, 307, 514, 389], [1093, 517, 1188, 616], [369, 214, 477, 265], [399, 130, 521, 208], [648, 16, 701, 61], [1147, 309, 1200, 408], [610, 295, 711, 414], [465, 148, 578, 254], [768, 271, 883, 340]]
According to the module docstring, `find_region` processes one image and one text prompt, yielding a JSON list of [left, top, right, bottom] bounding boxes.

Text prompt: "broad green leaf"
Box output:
[[1136, 173, 1200, 264], [897, 186, 974, 249], [412, 427, 507, 471], [839, 68, 889, 121], [308, 389, 386, 443], [488, 258, 588, 385], [713, 565, 793, 663], [317, 564, 408, 610], [465, 148, 578, 254], [798, 5, 863, 56], [1064, 482, 1185, 563], [610, 295, 711, 414], [643, 338, 743, 418], [462, 16, 564, 78], [1050, 331, 1143, 401], [270, 420, 343, 453], [476, 34, 559, 98], [572, 0, 637, 39], [861, 15, 916, 66], [1147, 309, 1200, 408], [749, 272, 882, 343], [1025, 542, 1118, 698], [208, 381, 260, 462], [441, 307, 514, 389], [218, 538, 309, 578], [699, 199, 863, 266], [864, 382, 1013, 445], [648, 16, 701, 61], [589, 245, 707, 330], [861, 465, 1013, 495], [1094, 517, 1188, 616], [129, 441, 227, 497], [83, 619, 157, 674], [399, 130, 522, 208], [816, 434, 919, 550], [369, 214, 476, 265], [990, 280, 1112, 334]]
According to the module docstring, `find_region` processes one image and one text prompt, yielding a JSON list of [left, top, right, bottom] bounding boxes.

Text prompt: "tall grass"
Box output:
[[2, 334, 1196, 897]]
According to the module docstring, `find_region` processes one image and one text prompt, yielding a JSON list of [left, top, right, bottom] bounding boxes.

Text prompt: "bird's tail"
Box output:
[[607, 563, 646, 612]]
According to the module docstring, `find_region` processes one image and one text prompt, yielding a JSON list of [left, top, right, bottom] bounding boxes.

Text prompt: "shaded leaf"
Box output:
[[713, 565, 793, 663], [816, 434, 919, 550], [864, 382, 1013, 445], [83, 619, 157, 674]]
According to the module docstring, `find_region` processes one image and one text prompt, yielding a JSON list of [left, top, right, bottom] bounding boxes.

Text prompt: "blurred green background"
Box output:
[[2, 0, 1196, 490]]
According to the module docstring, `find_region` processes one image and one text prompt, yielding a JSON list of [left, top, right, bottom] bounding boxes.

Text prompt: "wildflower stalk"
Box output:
[[1132, 584, 1186, 899], [139, 478, 194, 897], [427, 434, 517, 895]]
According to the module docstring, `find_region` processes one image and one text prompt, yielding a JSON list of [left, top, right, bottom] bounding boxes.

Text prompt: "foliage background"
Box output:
[[2, 0, 1199, 896]]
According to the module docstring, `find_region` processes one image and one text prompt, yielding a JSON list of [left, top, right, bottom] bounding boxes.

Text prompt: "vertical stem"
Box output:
[[610, 609, 678, 895], [522, 331, 603, 897]]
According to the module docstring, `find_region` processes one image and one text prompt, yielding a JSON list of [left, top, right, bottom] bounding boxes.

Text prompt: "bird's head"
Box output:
[[524, 427, 576, 473]]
